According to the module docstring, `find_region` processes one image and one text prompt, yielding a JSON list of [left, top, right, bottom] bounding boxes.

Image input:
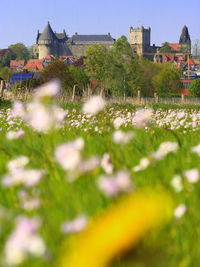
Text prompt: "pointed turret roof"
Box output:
[[179, 25, 191, 44], [38, 22, 57, 41]]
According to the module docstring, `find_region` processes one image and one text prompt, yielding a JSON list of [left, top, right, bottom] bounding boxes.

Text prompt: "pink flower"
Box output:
[[82, 96, 106, 115], [97, 171, 132, 197], [61, 215, 88, 234], [101, 153, 113, 174], [4, 216, 46, 265]]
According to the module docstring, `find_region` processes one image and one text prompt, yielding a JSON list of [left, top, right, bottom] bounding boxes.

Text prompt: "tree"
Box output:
[[1, 50, 16, 67], [69, 66, 89, 95], [84, 43, 108, 91], [180, 41, 190, 54], [152, 65, 182, 95], [192, 40, 200, 57], [105, 36, 140, 97], [189, 79, 200, 96], [42, 61, 73, 93], [9, 43, 31, 60], [159, 42, 173, 53], [0, 65, 12, 81]]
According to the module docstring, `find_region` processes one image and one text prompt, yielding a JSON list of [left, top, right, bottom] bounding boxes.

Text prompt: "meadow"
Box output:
[[0, 81, 200, 267]]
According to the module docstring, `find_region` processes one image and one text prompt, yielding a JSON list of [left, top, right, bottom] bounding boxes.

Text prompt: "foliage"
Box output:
[[189, 78, 200, 96], [0, 102, 200, 267], [12, 79, 42, 95], [69, 66, 89, 95], [0, 64, 12, 81], [1, 50, 16, 67], [180, 41, 190, 54], [9, 43, 31, 61], [84, 43, 108, 90], [159, 42, 173, 53], [152, 65, 182, 95], [42, 61, 74, 93]]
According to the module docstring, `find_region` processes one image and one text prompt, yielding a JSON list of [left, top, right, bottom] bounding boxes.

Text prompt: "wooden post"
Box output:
[[181, 94, 185, 104], [137, 90, 141, 103], [154, 92, 159, 103], [71, 85, 76, 102], [0, 80, 4, 97]]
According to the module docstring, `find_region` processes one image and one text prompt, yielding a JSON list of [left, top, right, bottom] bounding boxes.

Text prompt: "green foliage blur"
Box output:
[[189, 78, 200, 96]]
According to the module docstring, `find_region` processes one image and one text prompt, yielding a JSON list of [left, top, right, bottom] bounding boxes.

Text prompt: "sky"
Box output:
[[0, 0, 199, 48]]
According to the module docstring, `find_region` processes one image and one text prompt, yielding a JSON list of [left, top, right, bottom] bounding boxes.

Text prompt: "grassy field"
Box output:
[[0, 93, 200, 267]]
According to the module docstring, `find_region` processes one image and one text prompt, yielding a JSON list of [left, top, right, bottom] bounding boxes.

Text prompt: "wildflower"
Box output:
[[152, 141, 178, 160], [191, 144, 200, 157], [6, 130, 25, 140], [82, 96, 106, 115], [97, 171, 132, 197], [2, 169, 44, 188], [18, 191, 40, 211], [61, 215, 88, 234], [113, 117, 124, 129], [174, 204, 186, 219], [7, 156, 29, 171], [12, 101, 26, 118], [133, 157, 150, 172], [171, 175, 183, 192], [112, 130, 134, 144], [133, 108, 153, 128], [60, 190, 172, 267], [101, 153, 113, 174], [4, 216, 46, 266], [55, 138, 84, 171], [34, 79, 60, 100], [184, 169, 200, 184]]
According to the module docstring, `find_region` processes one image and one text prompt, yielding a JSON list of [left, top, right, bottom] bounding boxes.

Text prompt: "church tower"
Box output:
[[129, 26, 151, 55], [38, 22, 58, 59], [179, 25, 191, 53]]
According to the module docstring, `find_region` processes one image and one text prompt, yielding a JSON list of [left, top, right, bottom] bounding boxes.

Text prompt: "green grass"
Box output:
[[0, 102, 200, 267]]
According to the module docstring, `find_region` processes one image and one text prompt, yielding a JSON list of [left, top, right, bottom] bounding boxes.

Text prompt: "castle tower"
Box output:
[[38, 22, 58, 59], [179, 25, 191, 54], [130, 26, 151, 55]]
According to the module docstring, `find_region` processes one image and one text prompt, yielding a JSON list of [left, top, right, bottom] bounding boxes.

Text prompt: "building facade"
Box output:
[[33, 22, 115, 59]]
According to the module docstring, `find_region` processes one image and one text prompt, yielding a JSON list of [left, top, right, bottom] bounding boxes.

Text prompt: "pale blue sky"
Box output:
[[0, 0, 199, 48]]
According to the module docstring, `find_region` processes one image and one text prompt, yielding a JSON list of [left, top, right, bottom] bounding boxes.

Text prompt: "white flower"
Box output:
[[7, 156, 29, 171], [55, 138, 84, 171], [171, 175, 183, 192], [113, 117, 124, 129], [184, 169, 200, 184], [152, 141, 178, 160], [61, 215, 88, 234], [113, 130, 134, 144], [174, 204, 186, 219], [12, 101, 26, 118], [191, 144, 200, 157], [101, 153, 113, 174], [133, 108, 153, 128], [6, 130, 25, 140], [133, 157, 150, 172], [82, 96, 106, 115], [4, 217, 46, 265], [34, 79, 60, 100]]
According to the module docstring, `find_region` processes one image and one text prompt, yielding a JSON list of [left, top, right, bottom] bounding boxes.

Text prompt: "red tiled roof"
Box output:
[[23, 63, 44, 71], [27, 59, 44, 65], [168, 43, 181, 52], [10, 60, 25, 67], [44, 55, 55, 60]]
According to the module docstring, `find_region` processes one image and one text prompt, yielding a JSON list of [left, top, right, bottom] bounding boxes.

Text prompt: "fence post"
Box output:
[[154, 93, 159, 103], [181, 94, 185, 104], [0, 80, 3, 97], [71, 85, 76, 102], [137, 90, 141, 104]]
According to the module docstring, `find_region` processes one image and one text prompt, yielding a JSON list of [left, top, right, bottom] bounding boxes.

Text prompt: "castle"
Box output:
[[129, 25, 191, 55], [33, 22, 191, 60], [33, 22, 115, 59]]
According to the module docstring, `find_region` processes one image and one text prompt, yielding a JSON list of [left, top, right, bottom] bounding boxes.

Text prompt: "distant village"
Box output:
[[0, 22, 200, 94]]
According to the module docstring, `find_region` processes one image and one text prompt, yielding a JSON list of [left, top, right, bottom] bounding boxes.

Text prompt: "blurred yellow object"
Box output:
[[60, 189, 173, 267]]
